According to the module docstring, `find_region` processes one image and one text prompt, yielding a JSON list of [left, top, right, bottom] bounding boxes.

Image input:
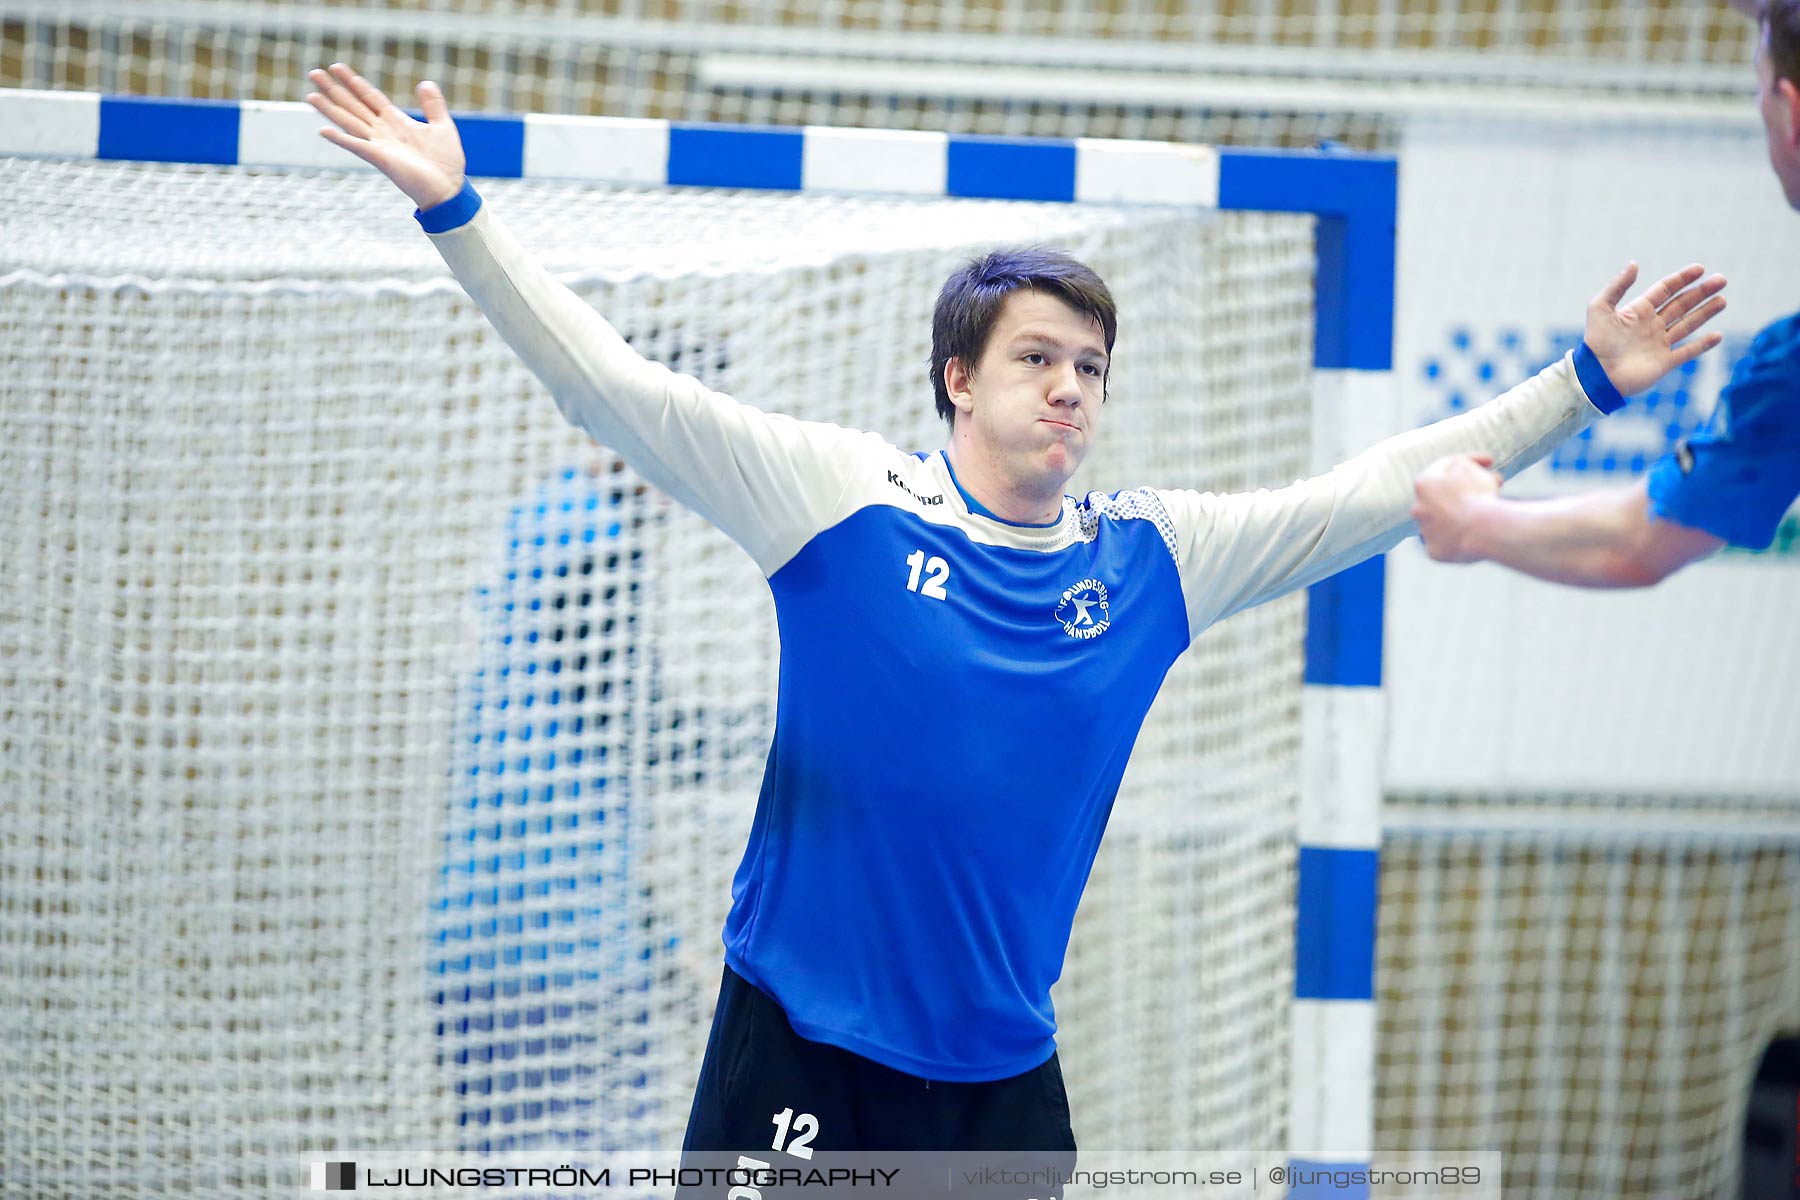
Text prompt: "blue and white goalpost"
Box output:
[[0, 89, 1393, 1190]]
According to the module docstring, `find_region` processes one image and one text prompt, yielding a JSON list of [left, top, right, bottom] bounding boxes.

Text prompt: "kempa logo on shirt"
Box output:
[[1055, 578, 1111, 639], [886, 470, 944, 506]]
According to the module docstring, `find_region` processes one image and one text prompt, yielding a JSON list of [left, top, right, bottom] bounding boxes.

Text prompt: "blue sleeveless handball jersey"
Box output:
[[426, 194, 1606, 1081]]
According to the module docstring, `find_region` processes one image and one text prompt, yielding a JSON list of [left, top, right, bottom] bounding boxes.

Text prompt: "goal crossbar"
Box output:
[[1, 86, 1395, 374]]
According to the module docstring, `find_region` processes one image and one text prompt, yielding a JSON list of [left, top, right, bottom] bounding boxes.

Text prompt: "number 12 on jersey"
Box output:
[[904, 550, 950, 601]]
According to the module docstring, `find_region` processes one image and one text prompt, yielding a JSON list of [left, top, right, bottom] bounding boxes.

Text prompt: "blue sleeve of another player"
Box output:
[[1647, 314, 1800, 550]]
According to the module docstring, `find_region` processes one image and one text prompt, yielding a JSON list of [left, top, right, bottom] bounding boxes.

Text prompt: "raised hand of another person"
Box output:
[[306, 63, 466, 210], [1583, 262, 1727, 397]]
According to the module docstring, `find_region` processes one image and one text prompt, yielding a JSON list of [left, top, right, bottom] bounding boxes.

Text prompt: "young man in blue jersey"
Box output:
[[305, 62, 1727, 1180], [1411, 0, 1799, 583]]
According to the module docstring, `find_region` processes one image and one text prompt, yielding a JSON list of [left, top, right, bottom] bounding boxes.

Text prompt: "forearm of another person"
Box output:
[[1445, 480, 1725, 588]]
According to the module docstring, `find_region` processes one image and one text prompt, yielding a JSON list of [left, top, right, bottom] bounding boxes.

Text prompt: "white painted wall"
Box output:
[[1384, 114, 1800, 799]]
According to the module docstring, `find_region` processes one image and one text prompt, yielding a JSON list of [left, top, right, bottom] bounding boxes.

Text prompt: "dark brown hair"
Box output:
[[1767, 0, 1800, 88], [929, 247, 1117, 426]]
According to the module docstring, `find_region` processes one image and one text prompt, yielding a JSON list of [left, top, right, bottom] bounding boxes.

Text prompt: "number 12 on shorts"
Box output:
[[904, 550, 949, 600], [770, 1108, 817, 1159]]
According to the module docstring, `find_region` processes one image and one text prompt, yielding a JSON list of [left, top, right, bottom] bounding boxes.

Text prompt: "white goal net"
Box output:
[[0, 155, 1316, 1194]]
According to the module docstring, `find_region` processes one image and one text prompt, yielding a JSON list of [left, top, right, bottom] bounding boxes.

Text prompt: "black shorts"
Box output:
[[677, 965, 1076, 1198]]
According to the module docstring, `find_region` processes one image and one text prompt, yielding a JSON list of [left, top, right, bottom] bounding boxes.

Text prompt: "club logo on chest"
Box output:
[[1055, 578, 1111, 640]]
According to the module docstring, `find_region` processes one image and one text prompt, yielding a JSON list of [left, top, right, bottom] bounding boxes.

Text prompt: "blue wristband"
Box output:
[[1571, 340, 1627, 415], [414, 180, 483, 234]]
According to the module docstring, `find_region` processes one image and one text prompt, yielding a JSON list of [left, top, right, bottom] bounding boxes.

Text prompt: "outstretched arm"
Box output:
[[1415, 298, 1800, 585], [306, 64, 874, 577], [1411, 465, 1724, 587], [1159, 262, 1727, 630]]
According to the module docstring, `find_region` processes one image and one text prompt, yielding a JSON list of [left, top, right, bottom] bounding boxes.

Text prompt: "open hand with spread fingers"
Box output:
[[1583, 262, 1727, 397], [306, 63, 466, 210]]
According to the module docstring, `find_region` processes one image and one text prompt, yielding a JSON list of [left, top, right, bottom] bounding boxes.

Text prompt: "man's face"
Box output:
[[949, 289, 1109, 487], [1756, 29, 1800, 210]]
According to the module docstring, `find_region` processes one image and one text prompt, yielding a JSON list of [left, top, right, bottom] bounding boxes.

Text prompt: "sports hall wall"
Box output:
[[1388, 114, 1800, 798]]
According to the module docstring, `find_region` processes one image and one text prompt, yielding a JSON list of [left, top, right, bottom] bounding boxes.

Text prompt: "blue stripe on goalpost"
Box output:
[[945, 135, 1078, 202], [669, 122, 804, 190], [1295, 847, 1380, 1000], [0, 85, 1393, 1168], [96, 94, 239, 164], [1305, 555, 1385, 689]]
